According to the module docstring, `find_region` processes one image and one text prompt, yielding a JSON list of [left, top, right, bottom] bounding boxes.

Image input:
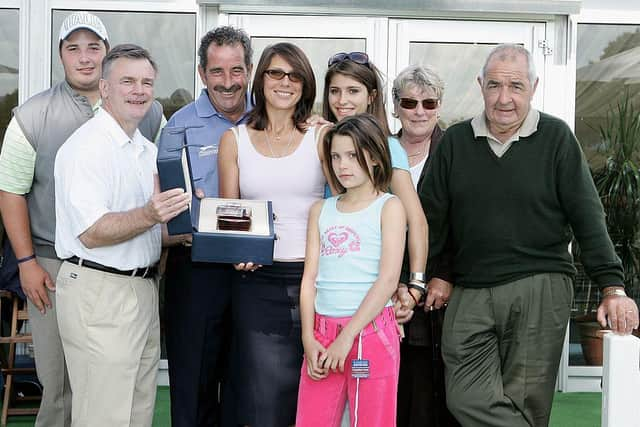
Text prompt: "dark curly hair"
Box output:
[[198, 26, 252, 70]]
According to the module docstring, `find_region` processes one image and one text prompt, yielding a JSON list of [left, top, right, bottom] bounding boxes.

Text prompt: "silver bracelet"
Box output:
[[409, 272, 426, 282]]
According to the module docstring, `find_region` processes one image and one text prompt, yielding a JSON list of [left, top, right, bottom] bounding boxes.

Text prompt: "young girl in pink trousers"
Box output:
[[296, 113, 407, 427]]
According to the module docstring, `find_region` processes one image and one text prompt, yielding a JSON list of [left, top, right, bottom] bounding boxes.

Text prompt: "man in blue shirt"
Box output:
[[161, 26, 253, 427]]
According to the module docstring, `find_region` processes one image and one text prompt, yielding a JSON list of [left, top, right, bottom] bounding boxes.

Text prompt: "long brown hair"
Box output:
[[323, 113, 392, 194], [248, 42, 316, 132], [322, 60, 390, 136]]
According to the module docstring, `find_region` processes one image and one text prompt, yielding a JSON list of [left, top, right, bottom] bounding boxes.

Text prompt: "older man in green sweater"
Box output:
[[421, 44, 639, 427]]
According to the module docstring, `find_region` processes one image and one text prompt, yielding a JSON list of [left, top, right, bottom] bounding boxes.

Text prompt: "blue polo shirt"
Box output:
[[166, 89, 252, 226]]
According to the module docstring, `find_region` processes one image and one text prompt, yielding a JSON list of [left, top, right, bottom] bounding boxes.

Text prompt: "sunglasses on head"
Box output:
[[263, 69, 304, 83], [399, 98, 439, 110], [327, 52, 370, 67]]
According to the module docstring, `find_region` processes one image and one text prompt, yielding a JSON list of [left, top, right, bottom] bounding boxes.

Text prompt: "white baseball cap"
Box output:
[[59, 11, 108, 43]]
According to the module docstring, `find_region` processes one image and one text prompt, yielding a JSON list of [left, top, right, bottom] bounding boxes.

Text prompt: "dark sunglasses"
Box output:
[[328, 51, 370, 67], [399, 98, 439, 110], [263, 69, 304, 83]]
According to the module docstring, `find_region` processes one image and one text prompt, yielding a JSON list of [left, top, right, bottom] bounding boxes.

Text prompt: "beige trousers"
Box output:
[[56, 261, 160, 427]]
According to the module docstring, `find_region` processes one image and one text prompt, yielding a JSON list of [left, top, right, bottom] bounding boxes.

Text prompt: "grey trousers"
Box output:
[[442, 273, 573, 427], [27, 256, 72, 427]]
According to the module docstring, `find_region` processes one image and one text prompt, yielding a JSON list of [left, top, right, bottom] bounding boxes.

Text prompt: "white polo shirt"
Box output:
[[54, 108, 161, 270]]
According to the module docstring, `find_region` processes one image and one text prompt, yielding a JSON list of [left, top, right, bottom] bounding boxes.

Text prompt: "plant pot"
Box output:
[[576, 320, 607, 366]]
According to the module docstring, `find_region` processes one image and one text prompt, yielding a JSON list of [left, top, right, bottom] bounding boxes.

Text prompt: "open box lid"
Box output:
[[157, 126, 275, 237], [157, 125, 197, 235]]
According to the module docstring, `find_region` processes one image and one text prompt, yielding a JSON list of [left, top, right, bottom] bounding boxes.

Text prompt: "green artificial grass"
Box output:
[[550, 392, 601, 427], [4, 389, 601, 426]]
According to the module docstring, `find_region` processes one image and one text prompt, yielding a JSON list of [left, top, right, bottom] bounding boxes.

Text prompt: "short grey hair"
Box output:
[[102, 43, 157, 79], [479, 43, 537, 84], [392, 64, 445, 106]]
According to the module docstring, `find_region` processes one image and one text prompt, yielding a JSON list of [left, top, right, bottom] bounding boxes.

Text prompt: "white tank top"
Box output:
[[235, 124, 326, 260]]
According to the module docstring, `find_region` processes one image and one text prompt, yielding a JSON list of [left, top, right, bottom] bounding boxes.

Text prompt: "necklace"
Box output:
[[401, 137, 430, 158], [264, 126, 295, 158]]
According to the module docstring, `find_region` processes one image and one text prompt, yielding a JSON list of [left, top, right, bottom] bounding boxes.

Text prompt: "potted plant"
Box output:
[[574, 91, 640, 365]]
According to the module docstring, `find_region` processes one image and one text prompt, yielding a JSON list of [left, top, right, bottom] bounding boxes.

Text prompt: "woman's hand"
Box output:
[[393, 284, 415, 324], [304, 114, 332, 130], [233, 262, 262, 272], [319, 331, 354, 373], [302, 334, 329, 380]]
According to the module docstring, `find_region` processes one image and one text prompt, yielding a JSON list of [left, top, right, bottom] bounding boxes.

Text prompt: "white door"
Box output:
[[389, 19, 547, 131]]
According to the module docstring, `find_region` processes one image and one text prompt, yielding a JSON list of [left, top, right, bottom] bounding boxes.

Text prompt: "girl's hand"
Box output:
[[424, 278, 452, 311], [393, 285, 415, 324], [320, 332, 354, 373], [302, 335, 329, 380], [233, 262, 262, 272]]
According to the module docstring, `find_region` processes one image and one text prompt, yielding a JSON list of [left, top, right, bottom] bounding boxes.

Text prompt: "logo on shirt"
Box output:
[[321, 225, 361, 258]]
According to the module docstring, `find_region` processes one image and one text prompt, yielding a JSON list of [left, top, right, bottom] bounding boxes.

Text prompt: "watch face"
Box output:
[[216, 203, 252, 232], [216, 203, 252, 219]]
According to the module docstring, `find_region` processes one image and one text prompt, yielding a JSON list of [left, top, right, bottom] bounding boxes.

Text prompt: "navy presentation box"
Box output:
[[157, 125, 275, 265]]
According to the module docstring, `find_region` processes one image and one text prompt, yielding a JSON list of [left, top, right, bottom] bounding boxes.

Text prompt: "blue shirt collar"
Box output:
[[194, 88, 253, 124]]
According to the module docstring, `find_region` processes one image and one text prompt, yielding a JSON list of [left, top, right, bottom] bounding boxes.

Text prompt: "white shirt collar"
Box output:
[[471, 108, 540, 143], [95, 107, 146, 149]]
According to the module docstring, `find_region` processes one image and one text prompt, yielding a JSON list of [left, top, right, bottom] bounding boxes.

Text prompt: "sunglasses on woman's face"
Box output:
[[263, 69, 304, 83], [399, 98, 439, 110], [327, 51, 370, 67]]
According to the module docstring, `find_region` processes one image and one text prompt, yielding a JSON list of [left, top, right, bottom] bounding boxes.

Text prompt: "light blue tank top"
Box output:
[[388, 136, 409, 170], [315, 193, 395, 317]]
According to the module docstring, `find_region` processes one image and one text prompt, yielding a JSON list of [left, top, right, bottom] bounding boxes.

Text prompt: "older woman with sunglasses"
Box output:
[[392, 64, 459, 427], [322, 52, 429, 319], [218, 42, 332, 427]]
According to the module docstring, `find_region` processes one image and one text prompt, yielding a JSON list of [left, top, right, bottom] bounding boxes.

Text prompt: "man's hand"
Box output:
[[597, 293, 639, 335], [18, 259, 54, 314], [424, 278, 452, 311], [144, 188, 190, 224], [393, 284, 415, 324]]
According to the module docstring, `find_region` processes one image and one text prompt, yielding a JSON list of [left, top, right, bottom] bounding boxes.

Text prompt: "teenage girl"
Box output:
[[296, 113, 407, 427], [322, 52, 427, 314]]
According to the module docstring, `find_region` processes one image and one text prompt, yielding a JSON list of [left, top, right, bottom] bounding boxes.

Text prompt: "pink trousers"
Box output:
[[296, 306, 400, 427]]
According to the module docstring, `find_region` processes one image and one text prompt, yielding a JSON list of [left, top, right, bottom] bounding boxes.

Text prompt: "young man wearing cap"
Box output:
[[0, 11, 163, 426]]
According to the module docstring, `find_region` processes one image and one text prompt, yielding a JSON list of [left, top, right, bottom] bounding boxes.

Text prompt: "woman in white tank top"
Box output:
[[218, 42, 333, 427]]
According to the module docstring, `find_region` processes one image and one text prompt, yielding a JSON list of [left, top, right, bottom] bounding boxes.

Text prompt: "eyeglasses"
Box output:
[[399, 98, 439, 110], [327, 52, 370, 67], [263, 69, 304, 83]]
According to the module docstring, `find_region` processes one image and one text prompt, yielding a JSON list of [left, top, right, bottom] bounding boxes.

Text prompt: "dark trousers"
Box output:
[[397, 309, 460, 427], [442, 273, 573, 427], [164, 245, 233, 427]]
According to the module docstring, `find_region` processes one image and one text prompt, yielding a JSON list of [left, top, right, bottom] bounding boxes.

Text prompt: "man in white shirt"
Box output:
[[0, 12, 164, 426], [54, 44, 189, 427]]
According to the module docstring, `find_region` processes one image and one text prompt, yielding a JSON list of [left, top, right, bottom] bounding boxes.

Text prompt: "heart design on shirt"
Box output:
[[327, 232, 349, 247]]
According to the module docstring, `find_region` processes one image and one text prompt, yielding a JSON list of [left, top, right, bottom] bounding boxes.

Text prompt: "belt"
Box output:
[[65, 256, 157, 278]]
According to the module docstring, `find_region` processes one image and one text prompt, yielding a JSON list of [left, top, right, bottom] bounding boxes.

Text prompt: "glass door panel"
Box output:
[[0, 8, 19, 140], [390, 19, 546, 131], [228, 15, 384, 114]]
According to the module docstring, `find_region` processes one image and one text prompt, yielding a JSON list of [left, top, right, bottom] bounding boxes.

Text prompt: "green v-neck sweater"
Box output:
[[421, 112, 623, 289]]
